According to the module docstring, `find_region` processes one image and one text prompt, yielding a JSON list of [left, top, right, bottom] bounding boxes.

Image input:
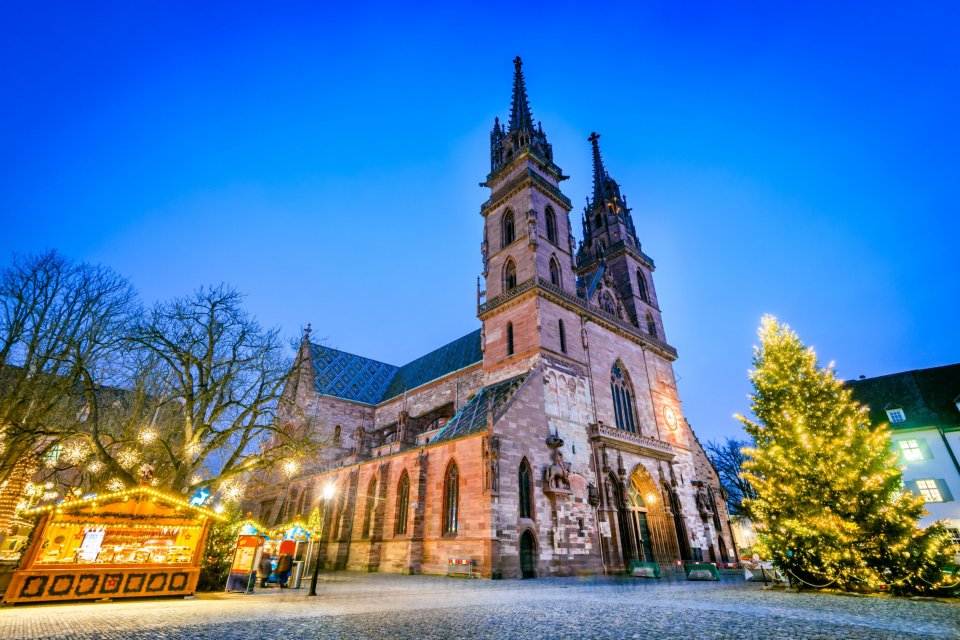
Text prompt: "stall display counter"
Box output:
[[2, 487, 224, 604]]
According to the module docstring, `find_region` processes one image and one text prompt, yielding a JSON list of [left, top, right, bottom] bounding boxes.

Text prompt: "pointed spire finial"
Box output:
[[304, 323, 312, 341], [509, 56, 534, 134], [589, 132, 606, 202]]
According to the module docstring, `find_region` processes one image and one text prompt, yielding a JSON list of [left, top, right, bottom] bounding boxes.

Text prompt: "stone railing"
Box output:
[[537, 278, 678, 358], [476, 276, 678, 358], [589, 422, 675, 459], [477, 277, 536, 314], [577, 240, 656, 269]]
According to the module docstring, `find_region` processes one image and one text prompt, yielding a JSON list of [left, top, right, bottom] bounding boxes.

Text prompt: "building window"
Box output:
[[549, 257, 561, 286], [886, 407, 907, 424], [611, 361, 639, 433], [898, 439, 924, 462], [363, 476, 377, 538], [519, 458, 532, 519], [646, 312, 657, 338], [443, 462, 459, 534], [594, 213, 602, 230], [915, 479, 944, 502], [545, 207, 557, 244], [333, 487, 346, 538], [947, 528, 960, 546], [44, 445, 62, 465], [333, 425, 341, 445], [504, 259, 517, 291], [502, 210, 515, 247], [601, 292, 616, 316], [395, 471, 409, 535], [636, 270, 649, 303], [558, 319, 567, 354]]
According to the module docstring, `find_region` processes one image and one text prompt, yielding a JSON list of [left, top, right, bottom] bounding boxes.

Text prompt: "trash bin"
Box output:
[[291, 561, 304, 589]]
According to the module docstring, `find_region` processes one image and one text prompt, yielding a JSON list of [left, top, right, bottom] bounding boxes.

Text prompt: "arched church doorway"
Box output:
[[520, 530, 537, 578], [621, 466, 681, 565]]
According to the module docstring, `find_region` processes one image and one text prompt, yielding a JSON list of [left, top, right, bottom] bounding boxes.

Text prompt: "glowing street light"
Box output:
[[308, 482, 337, 597]]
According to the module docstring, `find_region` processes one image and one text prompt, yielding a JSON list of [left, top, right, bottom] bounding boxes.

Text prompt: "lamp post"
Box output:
[[308, 482, 336, 597]]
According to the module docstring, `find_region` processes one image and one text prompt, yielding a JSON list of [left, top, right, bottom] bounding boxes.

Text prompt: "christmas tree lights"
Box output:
[[738, 316, 956, 594]]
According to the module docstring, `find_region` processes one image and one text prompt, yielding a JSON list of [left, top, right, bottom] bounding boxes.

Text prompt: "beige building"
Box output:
[[246, 58, 735, 578]]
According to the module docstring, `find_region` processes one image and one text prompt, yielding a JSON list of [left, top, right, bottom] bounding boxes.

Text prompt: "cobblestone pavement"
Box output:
[[1, 571, 957, 639]]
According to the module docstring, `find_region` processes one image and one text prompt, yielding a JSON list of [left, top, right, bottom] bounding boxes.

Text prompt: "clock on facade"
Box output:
[[664, 406, 678, 430]]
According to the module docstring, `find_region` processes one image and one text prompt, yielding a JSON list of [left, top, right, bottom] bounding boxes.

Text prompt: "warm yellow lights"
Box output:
[[322, 482, 336, 501], [20, 486, 227, 521]]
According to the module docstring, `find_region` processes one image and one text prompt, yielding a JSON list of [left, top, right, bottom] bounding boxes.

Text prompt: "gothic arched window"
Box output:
[[502, 210, 515, 248], [443, 461, 459, 534], [333, 425, 341, 445], [504, 259, 517, 291], [558, 319, 567, 354], [594, 213, 603, 230], [545, 207, 557, 244], [395, 471, 409, 535], [519, 458, 532, 519], [507, 321, 515, 356], [549, 256, 561, 287], [611, 361, 639, 434], [363, 476, 377, 538], [333, 486, 346, 538], [602, 292, 616, 316], [646, 312, 657, 338], [636, 270, 649, 303]]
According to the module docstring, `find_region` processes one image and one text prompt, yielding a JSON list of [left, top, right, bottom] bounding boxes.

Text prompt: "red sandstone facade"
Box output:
[[244, 58, 735, 578]]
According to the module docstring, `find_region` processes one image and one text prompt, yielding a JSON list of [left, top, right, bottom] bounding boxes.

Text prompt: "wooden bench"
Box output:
[[447, 558, 475, 578]]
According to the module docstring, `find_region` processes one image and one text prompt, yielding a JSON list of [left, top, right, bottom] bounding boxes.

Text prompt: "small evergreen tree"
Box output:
[[196, 505, 245, 592], [739, 316, 955, 593]]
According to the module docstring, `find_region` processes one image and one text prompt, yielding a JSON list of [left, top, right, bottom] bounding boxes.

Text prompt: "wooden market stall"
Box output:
[[2, 486, 223, 604]]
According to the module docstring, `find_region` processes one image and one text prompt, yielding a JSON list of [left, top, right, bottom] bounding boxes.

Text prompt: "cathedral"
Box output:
[[246, 58, 735, 578]]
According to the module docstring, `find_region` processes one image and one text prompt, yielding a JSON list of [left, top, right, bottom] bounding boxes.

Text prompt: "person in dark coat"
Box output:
[[276, 552, 293, 588], [258, 553, 274, 588]]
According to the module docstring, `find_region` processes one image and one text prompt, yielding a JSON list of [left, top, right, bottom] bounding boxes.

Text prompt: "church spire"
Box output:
[[578, 132, 638, 263], [509, 56, 535, 134], [589, 132, 607, 204], [487, 57, 560, 178]]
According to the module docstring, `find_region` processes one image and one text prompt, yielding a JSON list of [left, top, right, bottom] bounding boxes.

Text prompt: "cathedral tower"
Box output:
[[576, 133, 665, 340], [479, 57, 581, 381]]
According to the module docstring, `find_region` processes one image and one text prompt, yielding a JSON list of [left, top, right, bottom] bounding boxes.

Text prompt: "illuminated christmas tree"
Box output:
[[739, 316, 955, 593]]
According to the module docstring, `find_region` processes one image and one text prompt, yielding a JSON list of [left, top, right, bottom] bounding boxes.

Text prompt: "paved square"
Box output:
[[1, 572, 957, 639]]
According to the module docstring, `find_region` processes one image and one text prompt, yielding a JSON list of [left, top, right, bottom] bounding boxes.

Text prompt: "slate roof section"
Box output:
[[311, 345, 398, 405], [430, 373, 528, 444], [309, 329, 482, 405], [847, 363, 960, 431], [381, 329, 483, 402]]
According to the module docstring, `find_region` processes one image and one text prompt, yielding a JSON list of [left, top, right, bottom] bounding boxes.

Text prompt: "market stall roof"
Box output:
[[19, 486, 227, 521], [238, 518, 313, 539]]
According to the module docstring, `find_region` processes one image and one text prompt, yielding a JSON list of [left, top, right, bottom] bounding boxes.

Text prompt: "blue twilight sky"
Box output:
[[2, 2, 958, 443]]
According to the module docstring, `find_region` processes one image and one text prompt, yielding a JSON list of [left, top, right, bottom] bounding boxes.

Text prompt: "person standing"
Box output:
[[276, 552, 293, 588], [259, 552, 274, 588]]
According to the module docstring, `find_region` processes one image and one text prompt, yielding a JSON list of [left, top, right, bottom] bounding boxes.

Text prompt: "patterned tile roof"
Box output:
[[429, 373, 527, 444], [310, 345, 398, 405], [309, 329, 482, 405]]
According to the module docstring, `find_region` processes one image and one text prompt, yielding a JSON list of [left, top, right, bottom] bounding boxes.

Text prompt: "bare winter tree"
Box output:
[[0, 251, 138, 486], [1, 252, 321, 509], [704, 437, 757, 518], [82, 284, 321, 498]]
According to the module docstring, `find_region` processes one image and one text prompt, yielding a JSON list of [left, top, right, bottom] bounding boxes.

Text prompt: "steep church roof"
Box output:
[[310, 329, 482, 405], [429, 373, 527, 444]]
